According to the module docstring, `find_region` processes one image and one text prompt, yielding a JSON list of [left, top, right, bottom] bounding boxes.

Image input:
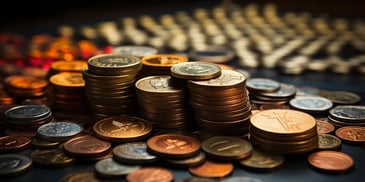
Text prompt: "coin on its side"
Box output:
[[307, 150, 353, 173]]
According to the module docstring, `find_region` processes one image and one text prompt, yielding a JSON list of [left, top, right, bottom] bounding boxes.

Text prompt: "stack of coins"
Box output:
[[327, 105, 365, 127], [4, 104, 53, 134], [48, 72, 89, 116], [3, 75, 48, 101], [140, 54, 188, 78], [249, 109, 318, 154], [188, 69, 251, 136], [47, 60, 88, 79], [247, 78, 296, 105], [135, 75, 191, 130], [83, 53, 142, 119]]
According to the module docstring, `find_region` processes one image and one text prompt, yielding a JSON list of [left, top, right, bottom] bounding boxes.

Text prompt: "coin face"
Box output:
[[112, 142, 159, 164], [113, 45, 158, 57], [307, 150, 353, 173], [63, 135, 111, 157], [126, 167, 174, 182], [335, 126, 365, 143], [5, 104, 51, 120], [317, 133, 342, 150], [93, 115, 153, 142], [142, 54, 188, 67], [170, 62, 222, 80], [246, 78, 280, 93], [0, 135, 31, 153], [289, 96, 333, 113], [37, 121, 83, 142], [188, 69, 246, 88], [316, 119, 335, 134], [0, 154, 32, 177], [188, 160, 233, 178], [49, 72, 85, 87], [201, 136, 253, 160], [250, 109, 316, 134], [329, 105, 365, 122], [135, 75, 184, 94], [239, 148, 285, 171], [88, 53, 141, 68], [318, 90, 361, 105], [146, 133, 201, 158], [94, 158, 140, 179]]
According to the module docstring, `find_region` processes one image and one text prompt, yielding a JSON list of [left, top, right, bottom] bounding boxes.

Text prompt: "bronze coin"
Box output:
[[307, 150, 354, 173], [239, 148, 285, 172], [316, 118, 335, 134], [146, 133, 201, 158], [335, 126, 365, 144], [317, 133, 342, 150], [63, 135, 111, 158], [0, 135, 31, 153], [188, 160, 234, 178], [126, 166, 174, 182], [60, 170, 101, 182], [30, 148, 75, 167]]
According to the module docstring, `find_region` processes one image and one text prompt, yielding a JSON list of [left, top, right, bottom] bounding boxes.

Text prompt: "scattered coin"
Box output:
[[307, 150, 354, 173], [126, 166, 174, 182], [188, 160, 234, 178]]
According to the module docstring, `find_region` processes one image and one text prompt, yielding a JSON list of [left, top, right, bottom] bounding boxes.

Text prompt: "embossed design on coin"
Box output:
[[289, 96, 333, 113], [170, 62, 221, 80], [329, 105, 365, 122], [317, 133, 342, 150], [307, 150, 353, 173], [37, 121, 83, 142], [5, 104, 51, 120], [0, 135, 32, 153], [239, 148, 285, 171], [316, 119, 335, 134], [63, 135, 111, 157], [246, 78, 280, 93], [335, 126, 365, 143], [88, 53, 140, 68], [113, 142, 158, 164], [188, 69, 246, 87]]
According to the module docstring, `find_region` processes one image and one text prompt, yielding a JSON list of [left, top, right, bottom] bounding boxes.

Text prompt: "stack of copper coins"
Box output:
[[47, 60, 88, 79], [247, 78, 297, 105], [140, 54, 188, 78], [48, 72, 89, 116], [83, 53, 142, 119], [188, 69, 251, 136], [4, 104, 53, 137], [249, 109, 318, 154], [135, 75, 191, 130], [3, 75, 48, 101]]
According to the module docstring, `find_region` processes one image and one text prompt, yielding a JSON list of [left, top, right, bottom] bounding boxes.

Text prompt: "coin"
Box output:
[[5, 104, 51, 121], [93, 115, 153, 142], [31, 137, 61, 149], [188, 160, 234, 178], [113, 45, 158, 57], [307, 150, 353, 173], [164, 151, 206, 168], [317, 133, 342, 150], [141, 54, 188, 67], [316, 119, 335, 134], [0, 135, 32, 153], [239, 148, 285, 172], [30, 148, 75, 167], [246, 78, 280, 93], [170, 62, 222, 80], [36, 121, 83, 142], [49, 72, 85, 87], [187, 69, 247, 89], [146, 133, 201, 158], [318, 90, 361, 105], [0, 154, 32, 177], [201, 136, 253, 161], [335, 126, 365, 144], [289, 96, 333, 114], [188, 45, 235, 63], [328, 105, 365, 123], [112, 142, 159, 165], [63, 135, 111, 158], [126, 166, 174, 182], [221, 176, 264, 182], [177, 177, 217, 182], [94, 157, 140, 179], [59, 170, 101, 182]]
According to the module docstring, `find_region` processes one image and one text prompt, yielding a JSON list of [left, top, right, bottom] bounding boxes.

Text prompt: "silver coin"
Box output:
[[87, 53, 141, 68], [5, 104, 51, 121], [112, 45, 158, 57], [94, 158, 140, 179], [257, 83, 296, 98], [289, 96, 333, 113], [246, 78, 280, 93], [112, 142, 159, 164], [0, 154, 32, 177], [170, 62, 221, 80], [37, 121, 83, 141], [329, 105, 365, 122]]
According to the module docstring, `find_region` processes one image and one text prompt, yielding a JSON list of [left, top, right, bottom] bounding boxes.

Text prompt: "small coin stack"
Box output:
[[327, 105, 365, 127], [135, 75, 191, 130], [3, 75, 48, 101], [140, 54, 188, 78], [249, 109, 318, 154], [83, 53, 142, 119], [187, 69, 251, 136], [247, 78, 297, 105], [48, 72, 89, 116]]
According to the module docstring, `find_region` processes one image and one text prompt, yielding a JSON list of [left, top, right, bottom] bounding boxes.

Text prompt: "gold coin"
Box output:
[[135, 75, 185, 95], [50, 60, 87, 72], [142, 54, 188, 67], [49, 72, 85, 87]]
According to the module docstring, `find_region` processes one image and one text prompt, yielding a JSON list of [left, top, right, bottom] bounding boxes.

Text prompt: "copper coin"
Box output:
[[188, 160, 234, 178], [49, 72, 85, 87], [316, 119, 335, 134], [63, 135, 111, 158], [5, 75, 48, 90], [0, 135, 31, 153], [335, 126, 365, 143], [30, 148, 75, 167], [146, 133, 201, 158], [126, 166, 174, 182], [60, 170, 101, 182], [307, 150, 354, 173]]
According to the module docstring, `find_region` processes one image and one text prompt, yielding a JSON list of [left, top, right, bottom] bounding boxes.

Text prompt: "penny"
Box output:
[[36, 121, 83, 142], [170, 61, 222, 80], [30, 148, 75, 167], [94, 157, 140, 179], [316, 119, 335, 134], [63, 135, 111, 158], [335, 126, 365, 144], [289, 96, 333, 113], [307, 150, 354, 173], [239, 148, 285, 171], [93, 115, 153, 142], [188, 160, 234, 178], [146, 133, 201, 158], [201, 136, 253, 161], [49, 60, 88, 73], [49, 72, 85, 87], [126, 166, 174, 182], [0, 135, 32, 153], [4, 75, 48, 90], [317, 133, 342, 150], [164, 151, 206, 168], [112, 142, 159, 165], [0, 154, 32, 177]]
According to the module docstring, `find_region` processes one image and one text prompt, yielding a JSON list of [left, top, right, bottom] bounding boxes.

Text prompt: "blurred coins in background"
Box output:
[[140, 54, 188, 77], [112, 45, 158, 58], [289, 96, 333, 114]]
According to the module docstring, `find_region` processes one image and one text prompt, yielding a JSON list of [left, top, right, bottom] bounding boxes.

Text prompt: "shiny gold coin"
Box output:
[[50, 60, 87, 73], [49, 72, 85, 87], [93, 115, 153, 142], [5, 75, 48, 90]]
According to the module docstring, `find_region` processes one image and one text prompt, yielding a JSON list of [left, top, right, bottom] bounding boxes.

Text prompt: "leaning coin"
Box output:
[[220, 176, 264, 182], [307, 150, 353, 173], [94, 157, 140, 179], [0, 154, 32, 177], [335, 126, 365, 144], [317, 133, 342, 150], [188, 160, 234, 178], [112, 142, 159, 165], [126, 166, 174, 182], [170, 62, 222, 80], [239, 148, 284, 172], [36, 121, 83, 142]]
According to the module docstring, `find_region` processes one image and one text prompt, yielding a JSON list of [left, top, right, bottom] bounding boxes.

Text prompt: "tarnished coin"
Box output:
[[335, 126, 365, 144], [316, 119, 335, 134], [30, 148, 75, 167], [289, 96, 333, 114], [93, 115, 153, 142], [201, 136, 253, 161], [170, 62, 222, 80], [246, 78, 280, 93], [146, 133, 201, 158], [164, 151, 206, 168], [0, 135, 31, 153], [188, 160, 234, 178], [221, 176, 264, 182], [113, 45, 158, 57], [0, 154, 32, 177], [307, 150, 353, 173], [318, 90, 361, 105], [317, 133, 342, 150], [37, 121, 83, 142], [5, 104, 51, 121], [94, 157, 140, 179], [239, 148, 285, 171], [112, 142, 159, 165], [63, 135, 111, 158], [60, 170, 101, 182], [126, 166, 174, 182]]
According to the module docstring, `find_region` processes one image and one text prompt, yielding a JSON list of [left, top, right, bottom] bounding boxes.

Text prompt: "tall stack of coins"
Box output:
[[188, 69, 251, 136], [247, 78, 297, 105], [249, 109, 318, 154], [3, 75, 48, 101], [135, 75, 191, 130], [83, 53, 142, 119], [48, 72, 88, 115], [140, 54, 188, 78], [47, 60, 88, 79]]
